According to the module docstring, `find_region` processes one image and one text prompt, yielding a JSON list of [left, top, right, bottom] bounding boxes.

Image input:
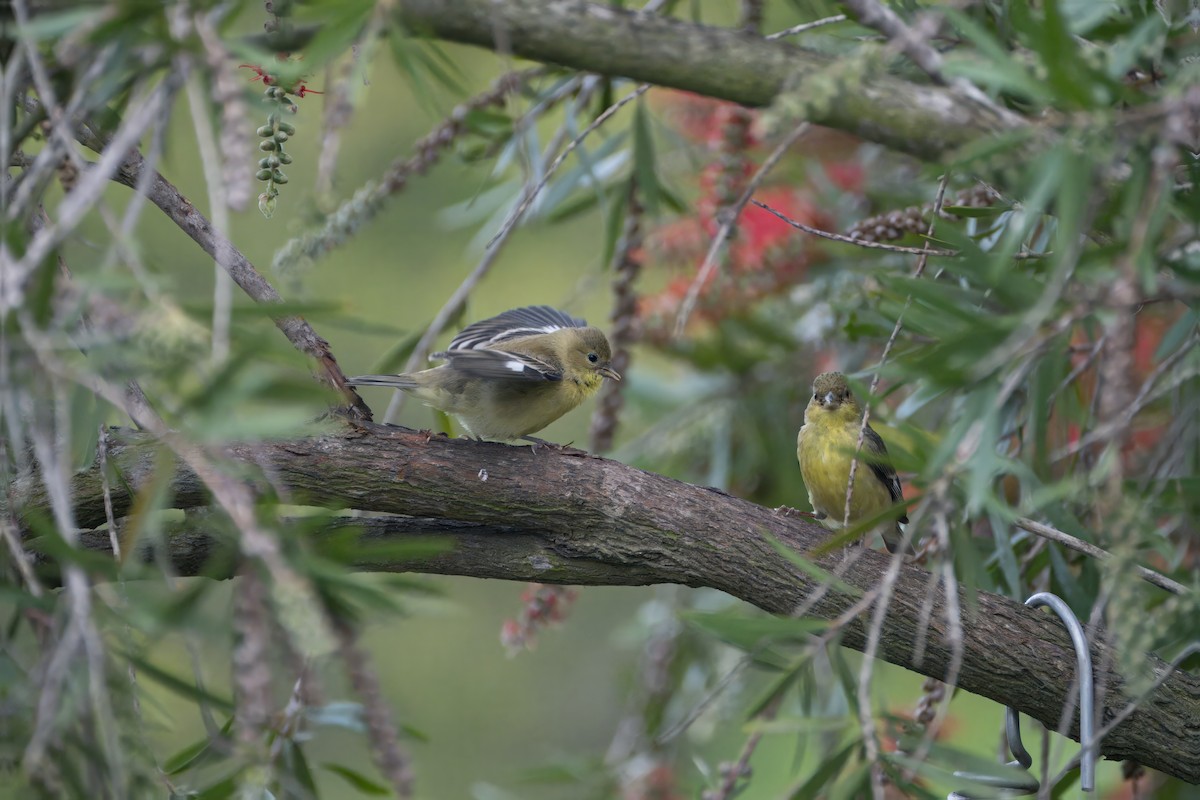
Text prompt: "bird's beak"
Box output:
[[823, 391, 835, 407], [598, 366, 621, 381]]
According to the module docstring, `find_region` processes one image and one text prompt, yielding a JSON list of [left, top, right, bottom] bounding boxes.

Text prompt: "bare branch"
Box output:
[[1013, 517, 1189, 596]]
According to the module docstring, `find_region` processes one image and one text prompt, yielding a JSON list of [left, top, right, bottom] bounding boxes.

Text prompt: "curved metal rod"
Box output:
[[949, 592, 1097, 798], [1015, 592, 1096, 792]]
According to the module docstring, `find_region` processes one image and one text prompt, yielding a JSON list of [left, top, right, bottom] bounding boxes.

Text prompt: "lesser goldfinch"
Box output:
[[348, 306, 620, 442], [797, 372, 910, 553]]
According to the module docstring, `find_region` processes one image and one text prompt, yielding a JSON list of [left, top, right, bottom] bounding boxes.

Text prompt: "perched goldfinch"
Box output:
[[348, 306, 620, 442], [797, 372, 909, 553]]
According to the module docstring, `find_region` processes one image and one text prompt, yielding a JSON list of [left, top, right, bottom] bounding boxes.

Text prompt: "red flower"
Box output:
[[239, 63, 322, 98]]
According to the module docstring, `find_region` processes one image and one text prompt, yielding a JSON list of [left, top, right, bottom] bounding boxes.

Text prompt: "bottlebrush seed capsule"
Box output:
[[274, 132, 289, 143], [259, 140, 277, 151], [272, 170, 288, 184], [278, 121, 296, 135], [277, 152, 293, 165], [257, 125, 273, 138], [256, 169, 272, 181]]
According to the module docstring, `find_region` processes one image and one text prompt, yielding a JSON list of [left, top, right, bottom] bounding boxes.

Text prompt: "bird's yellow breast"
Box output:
[[797, 409, 893, 527]]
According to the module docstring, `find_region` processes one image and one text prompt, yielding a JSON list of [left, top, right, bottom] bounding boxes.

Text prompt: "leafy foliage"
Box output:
[[1, 0, 1196, 798]]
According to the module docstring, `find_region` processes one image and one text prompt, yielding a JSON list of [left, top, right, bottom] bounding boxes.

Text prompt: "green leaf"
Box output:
[[762, 531, 863, 597], [164, 716, 235, 775], [537, 131, 629, 220], [124, 654, 236, 713], [463, 109, 515, 140], [281, 741, 319, 796], [789, 740, 858, 799], [295, 0, 375, 75], [16, 7, 104, 41], [941, 10, 1051, 103], [942, 204, 1010, 219], [24, 524, 120, 581], [604, 181, 633, 268], [632, 98, 661, 216], [195, 772, 240, 800], [320, 763, 391, 796]]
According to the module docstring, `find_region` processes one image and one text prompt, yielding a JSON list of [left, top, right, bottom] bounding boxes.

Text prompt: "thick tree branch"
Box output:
[[389, 0, 1031, 162], [11, 422, 1199, 783]]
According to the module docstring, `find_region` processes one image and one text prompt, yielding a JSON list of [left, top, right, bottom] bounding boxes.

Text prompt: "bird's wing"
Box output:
[[433, 348, 563, 382], [447, 306, 587, 351], [863, 425, 909, 524]]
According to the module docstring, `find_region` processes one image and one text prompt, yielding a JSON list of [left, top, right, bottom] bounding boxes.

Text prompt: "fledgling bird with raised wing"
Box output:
[[796, 372, 910, 554], [347, 306, 620, 442]]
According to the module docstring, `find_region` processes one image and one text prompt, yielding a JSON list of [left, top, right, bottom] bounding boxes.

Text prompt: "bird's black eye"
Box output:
[[587, 352, 599, 363]]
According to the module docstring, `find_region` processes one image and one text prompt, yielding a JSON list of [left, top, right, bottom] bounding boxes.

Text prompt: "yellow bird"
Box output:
[[797, 372, 910, 553], [348, 306, 620, 442]]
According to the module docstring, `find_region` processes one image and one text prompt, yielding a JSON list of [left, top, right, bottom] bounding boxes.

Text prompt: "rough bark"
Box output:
[[11, 422, 1200, 783], [389, 0, 1032, 162]]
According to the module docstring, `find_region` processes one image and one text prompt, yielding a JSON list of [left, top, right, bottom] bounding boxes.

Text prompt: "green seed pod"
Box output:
[[266, 156, 281, 168], [257, 125, 273, 138], [277, 152, 293, 165], [274, 131, 289, 143], [256, 168, 272, 181], [272, 170, 289, 184], [278, 121, 296, 135], [259, 140, 277, 151]]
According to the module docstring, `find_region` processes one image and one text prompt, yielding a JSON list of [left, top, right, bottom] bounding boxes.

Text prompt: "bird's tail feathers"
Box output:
[[883, 522, 917, 556], [345, 374, 419, 390]]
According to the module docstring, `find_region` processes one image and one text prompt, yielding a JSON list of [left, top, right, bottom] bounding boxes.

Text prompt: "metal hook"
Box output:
[[948, 592, 1097, 798]]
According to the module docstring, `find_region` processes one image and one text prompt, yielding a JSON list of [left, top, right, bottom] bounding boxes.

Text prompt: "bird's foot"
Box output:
[[773, 506, 822, 519], [521, 436, 591, 456]]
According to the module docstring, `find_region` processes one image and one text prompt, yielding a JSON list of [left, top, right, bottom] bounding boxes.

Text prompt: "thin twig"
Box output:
[[904, 503, 964, 775], [1012, 517, 1188, 596], [752, 200, 957, 256], [182, 71, 234, 363], [1046, 334, 1107, 412], [98, 427, 121, 562], [14, 77, 180, 285], [484, 82, 648, 252], [673, 123, 811, 336], [840, 0, 946, 85], [273, 67, 536, 274], [0, 516, 42, 596], [709, 694, 783, 800], [766, 14, 847, 40], [849, 175, 949, 800], [1053, 334, 1199, 460], [335, 621, 415, 797], [590, 179, 643, 453]]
